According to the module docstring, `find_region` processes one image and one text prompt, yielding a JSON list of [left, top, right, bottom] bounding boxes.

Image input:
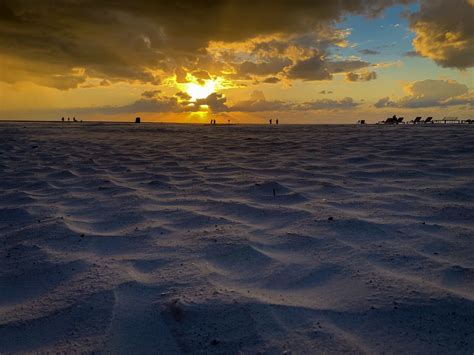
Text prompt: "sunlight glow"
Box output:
[[185, 80, 216, 101], [188, 110, 209, 121]]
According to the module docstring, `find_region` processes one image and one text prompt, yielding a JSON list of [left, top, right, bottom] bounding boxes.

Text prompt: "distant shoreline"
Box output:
[[0, 120, 356, 125], [0, 120, 472, 126]]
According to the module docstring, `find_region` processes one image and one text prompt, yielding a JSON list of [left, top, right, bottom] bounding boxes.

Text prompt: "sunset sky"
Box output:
[[0, 0, 473, 123]]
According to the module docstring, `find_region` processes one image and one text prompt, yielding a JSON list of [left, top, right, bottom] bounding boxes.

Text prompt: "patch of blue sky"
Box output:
[[334, 3, 419, 61]]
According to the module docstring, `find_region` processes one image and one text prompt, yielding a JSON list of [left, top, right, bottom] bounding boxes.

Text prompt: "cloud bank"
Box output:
[[375, 79, 473, 108], [67, 89, 360, 115], [409, 0, 474, 69], [0, 0, 417, 89]]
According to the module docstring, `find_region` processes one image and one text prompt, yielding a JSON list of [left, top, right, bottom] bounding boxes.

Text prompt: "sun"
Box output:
[[185, 80, 216, 101]]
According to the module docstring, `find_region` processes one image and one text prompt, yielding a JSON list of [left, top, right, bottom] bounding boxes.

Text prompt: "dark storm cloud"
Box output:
[[374, 97, 397, 108], [326, 60, 371, 74], [141, 90, 162, 98], [262, 77, 281, 84], [359, 49, 380, 55], [345, 71, 377, 82], [287, 55, 332, 81], [191, 70, 212, 81], [403, 50, 421, 57], [409, 0, 474, 69], [194, 93, 228, 112], [0, 0, 414, 89], [294, 97, 359, 110], [237, 58, 292, 77], [287, 56, 372, 81]]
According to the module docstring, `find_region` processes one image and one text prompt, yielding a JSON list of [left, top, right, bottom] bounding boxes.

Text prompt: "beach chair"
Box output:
[[397, 117, 404, 124], [423, 117, 433, 123], [410, 117, 422, 124], [378, 116, 398, 124]]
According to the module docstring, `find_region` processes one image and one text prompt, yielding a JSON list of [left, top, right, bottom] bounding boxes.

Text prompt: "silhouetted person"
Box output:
[[73, 117, 77, 122], [228, 119, 230, 124], [67, 117, 70, 122], [269, 119, 272, 125], [276, 119, 279, 125], [61, 117, 64, 122], [135, 117, 141, 123]]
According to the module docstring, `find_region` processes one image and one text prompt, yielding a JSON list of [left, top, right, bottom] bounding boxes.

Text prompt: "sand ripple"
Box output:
[[1, 122, 473, 353]]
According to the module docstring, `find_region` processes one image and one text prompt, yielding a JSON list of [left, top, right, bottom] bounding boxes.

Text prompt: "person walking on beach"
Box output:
[[276, 119, 279, 125], [269, 119, 272, 125]]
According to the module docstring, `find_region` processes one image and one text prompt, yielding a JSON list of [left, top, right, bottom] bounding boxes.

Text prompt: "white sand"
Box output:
[[1, 122, 473, 353]]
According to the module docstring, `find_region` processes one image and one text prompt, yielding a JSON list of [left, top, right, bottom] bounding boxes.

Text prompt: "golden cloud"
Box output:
[[409, 0, 474, 69]]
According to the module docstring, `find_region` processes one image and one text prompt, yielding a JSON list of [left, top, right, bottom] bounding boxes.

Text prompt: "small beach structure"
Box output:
[[434, 117, 460, 124]]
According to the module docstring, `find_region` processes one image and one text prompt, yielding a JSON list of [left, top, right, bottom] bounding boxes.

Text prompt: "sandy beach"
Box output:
[[1, 122, 473, 354]]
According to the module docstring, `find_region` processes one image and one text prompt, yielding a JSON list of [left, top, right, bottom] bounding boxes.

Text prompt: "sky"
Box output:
[[0, 0, 473, 123]]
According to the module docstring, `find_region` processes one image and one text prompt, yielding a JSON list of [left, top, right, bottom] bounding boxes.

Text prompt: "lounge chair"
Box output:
[[397, 117, 404, 124], [385, 117, 397, 124], [423, 117, 433, 123], [410, 117, 422, 124]]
